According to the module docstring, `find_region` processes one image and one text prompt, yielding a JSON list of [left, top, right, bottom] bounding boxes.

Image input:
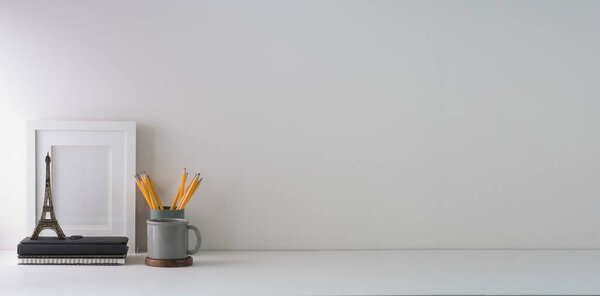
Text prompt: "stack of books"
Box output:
[[17, 236, 128, 265]]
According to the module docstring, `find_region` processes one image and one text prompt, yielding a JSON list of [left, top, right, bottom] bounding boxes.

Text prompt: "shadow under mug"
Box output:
[[150, 206, 184, 219], [147, 218, 201, 260]]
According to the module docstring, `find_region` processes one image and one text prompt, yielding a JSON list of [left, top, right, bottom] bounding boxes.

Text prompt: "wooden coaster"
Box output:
[[145, 256, 193, 267]]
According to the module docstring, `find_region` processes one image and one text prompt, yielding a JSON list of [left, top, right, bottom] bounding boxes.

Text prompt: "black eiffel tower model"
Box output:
[[16, 152, 129, 265], [31, 153, 66, 239]]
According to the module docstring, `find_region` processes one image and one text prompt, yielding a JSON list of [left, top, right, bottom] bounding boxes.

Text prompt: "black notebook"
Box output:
[[18, 236, 128, 256]]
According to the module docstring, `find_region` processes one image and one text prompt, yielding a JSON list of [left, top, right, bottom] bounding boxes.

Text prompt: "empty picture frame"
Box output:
[[27, 121, 136, 250]]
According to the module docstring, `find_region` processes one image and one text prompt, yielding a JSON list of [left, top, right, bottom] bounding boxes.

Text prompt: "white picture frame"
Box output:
[[27, 121, 136, 251]]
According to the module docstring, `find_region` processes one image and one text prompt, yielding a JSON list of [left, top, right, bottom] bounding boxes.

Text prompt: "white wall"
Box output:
[[1, 0, 599, 251]]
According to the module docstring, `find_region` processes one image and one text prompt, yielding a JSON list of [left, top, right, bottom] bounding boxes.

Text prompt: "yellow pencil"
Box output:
[[177, 174, 198, 209], [138, 175, 153, 208], [142, 174, 158, 210], [149, 178, 164, 210], [141, 176, 155, 209], [142, 173, 156, 209], [170, 169, 187, 210], [176, 175, 194, 210], [135, 176, 153, 209], [180, 174, 201, 209], [180, 177, 202, 209]]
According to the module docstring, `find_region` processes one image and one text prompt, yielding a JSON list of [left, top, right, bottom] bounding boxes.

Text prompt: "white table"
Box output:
[[1, 250, 599, 295]]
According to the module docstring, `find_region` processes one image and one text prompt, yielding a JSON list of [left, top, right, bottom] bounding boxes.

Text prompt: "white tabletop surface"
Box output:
[[1, 250, 599, 295]]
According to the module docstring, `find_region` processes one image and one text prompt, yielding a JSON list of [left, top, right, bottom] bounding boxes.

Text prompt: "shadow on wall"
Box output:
[[135, 123, 154, 252]]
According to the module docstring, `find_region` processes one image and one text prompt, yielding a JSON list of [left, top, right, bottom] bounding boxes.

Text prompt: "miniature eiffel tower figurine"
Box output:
[[31, 152, 65, 239]]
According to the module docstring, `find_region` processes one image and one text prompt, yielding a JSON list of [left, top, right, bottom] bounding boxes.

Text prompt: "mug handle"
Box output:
[[186, 225, 202, 255]]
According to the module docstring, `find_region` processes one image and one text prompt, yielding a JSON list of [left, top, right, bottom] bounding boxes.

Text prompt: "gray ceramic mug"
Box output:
[[147, 218, 201, 260]]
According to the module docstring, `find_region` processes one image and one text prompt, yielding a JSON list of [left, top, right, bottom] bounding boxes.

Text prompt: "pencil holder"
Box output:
[[150, 206, 184, 219]]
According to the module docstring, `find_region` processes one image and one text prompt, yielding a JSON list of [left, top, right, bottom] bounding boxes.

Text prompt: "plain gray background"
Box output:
[[1, 0, 599, 251]]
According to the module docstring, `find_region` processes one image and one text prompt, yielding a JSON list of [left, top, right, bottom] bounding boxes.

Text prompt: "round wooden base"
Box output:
[[145, 256, 193, 267]]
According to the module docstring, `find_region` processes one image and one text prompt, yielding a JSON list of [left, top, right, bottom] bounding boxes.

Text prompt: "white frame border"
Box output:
[[27, 120, 136, 251]]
